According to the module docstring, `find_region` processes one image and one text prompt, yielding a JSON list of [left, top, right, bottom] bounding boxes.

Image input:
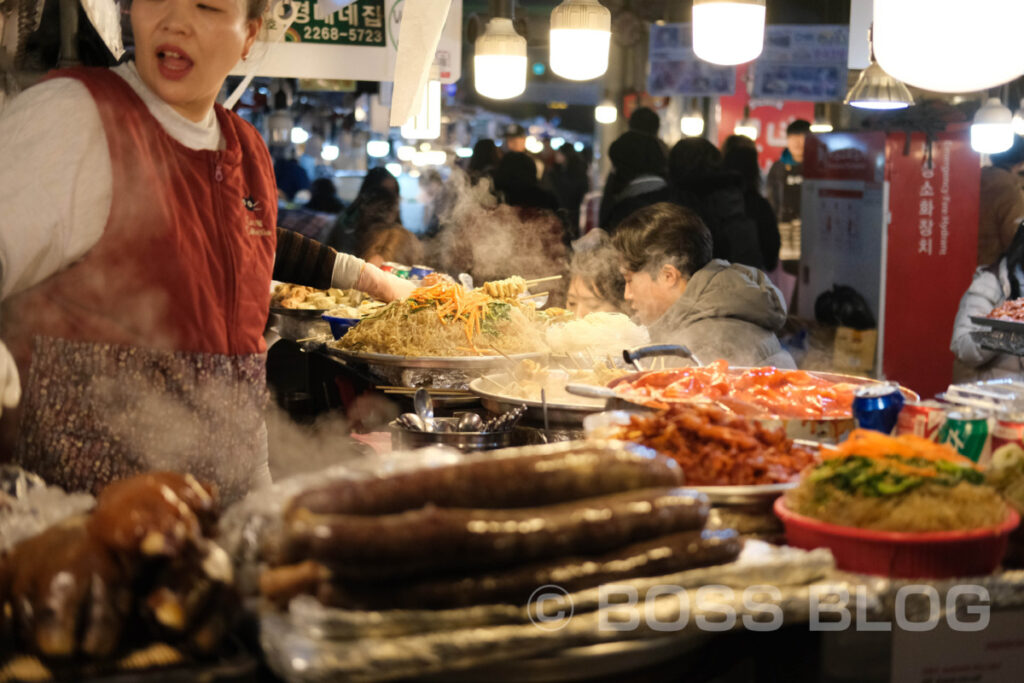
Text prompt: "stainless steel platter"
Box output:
[[269, 306, 331, 319], [689, 481, 797, 505], [325, 346, 544, 370], [469, 373, 605, 425], [970, 314, 1024, 334]]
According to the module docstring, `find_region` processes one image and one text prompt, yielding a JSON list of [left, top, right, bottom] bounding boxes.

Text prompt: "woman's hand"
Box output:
[[356, 263, 417, 302]]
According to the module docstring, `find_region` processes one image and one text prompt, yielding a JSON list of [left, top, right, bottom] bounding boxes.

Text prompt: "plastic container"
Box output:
[[774, 497, 1020, 578], [321, 315, 360, 340]]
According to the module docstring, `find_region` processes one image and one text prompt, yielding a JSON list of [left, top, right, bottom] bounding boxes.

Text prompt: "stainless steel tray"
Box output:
[[270, 306, 331, 319], [469, 373, 605, 425], [689, 481, 797, 505], [325, 346, 544, 370], [970, 315, 1024, 333]]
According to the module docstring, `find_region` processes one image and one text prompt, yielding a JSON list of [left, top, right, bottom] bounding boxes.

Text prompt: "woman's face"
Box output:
[[132, 0, 261, 122], [567, 276, 621, 318]]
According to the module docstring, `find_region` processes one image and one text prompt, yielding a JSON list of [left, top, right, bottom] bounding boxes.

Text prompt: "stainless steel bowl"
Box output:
[[389, 418, 516, 452]]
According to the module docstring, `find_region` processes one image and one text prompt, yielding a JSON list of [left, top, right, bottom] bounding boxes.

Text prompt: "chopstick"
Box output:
[[519, 291, 549, 300], [523, 275, 563, 286], [377, 386, 474, 397]]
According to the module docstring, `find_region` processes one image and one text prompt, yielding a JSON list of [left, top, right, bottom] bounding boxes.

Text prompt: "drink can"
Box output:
[[410, 265, 434, 280], [990, 412, 1024, 453], [852, 382, 905, 434], [383, 262, 411, 278], [937, 409, 991, 464], [379, 262, 396, 274], [896, 400, 948, 441]]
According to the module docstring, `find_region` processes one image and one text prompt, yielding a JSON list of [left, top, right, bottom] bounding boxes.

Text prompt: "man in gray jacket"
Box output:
[[613, 203, 795, 368]]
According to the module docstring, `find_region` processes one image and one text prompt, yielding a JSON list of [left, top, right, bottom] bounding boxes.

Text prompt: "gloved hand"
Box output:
[[356, 263, 417, 302], [0, 339, 21, 417]]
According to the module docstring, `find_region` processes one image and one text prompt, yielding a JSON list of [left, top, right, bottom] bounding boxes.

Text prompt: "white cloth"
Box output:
[[0, 339, 20, 415], [949, 260, 1024, 382], [0, 62, 221, 300]]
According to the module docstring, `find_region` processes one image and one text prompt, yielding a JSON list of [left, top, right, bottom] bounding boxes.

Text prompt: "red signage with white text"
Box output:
[[882, 129, 979, 397]]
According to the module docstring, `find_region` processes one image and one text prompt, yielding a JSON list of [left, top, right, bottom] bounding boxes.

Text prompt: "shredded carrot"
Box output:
[[826, 429, 978, 469]]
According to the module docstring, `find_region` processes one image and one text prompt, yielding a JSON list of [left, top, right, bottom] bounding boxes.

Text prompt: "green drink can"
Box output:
[[937, 409, 991, 464]]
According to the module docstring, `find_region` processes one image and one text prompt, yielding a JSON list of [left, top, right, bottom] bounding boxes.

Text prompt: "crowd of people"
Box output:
[[271, 107, 806, 368]]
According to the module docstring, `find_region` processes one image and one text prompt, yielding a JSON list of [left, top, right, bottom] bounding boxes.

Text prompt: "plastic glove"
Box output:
[[356, 263, 417, 302], [0, 339, 21, 416]]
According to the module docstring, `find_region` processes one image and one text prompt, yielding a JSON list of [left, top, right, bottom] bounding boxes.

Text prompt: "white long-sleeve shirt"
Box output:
[[0, 62, 221, 300]]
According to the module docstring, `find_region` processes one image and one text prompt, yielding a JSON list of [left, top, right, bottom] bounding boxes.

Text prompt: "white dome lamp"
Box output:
[[680, 114, 705, 137], [1012, 98, 1024, 137], [595, 98, 618, 124], [971, 97, 1014, 154], [873, 0, 1024, 94], [475, 17, 528, 99], [549, 0, 611, 81], [692, 0, 766, 66]]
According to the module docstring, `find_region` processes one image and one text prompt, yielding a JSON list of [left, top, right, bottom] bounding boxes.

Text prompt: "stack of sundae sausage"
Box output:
[[261, 444, 743, 610]]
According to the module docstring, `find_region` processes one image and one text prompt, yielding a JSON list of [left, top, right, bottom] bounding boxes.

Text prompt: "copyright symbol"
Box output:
[[528, 584, 574, 631]]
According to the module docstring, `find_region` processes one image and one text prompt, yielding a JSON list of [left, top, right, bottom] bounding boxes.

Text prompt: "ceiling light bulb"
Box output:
[[844, 60, 914, 110], [1012, 99, 1024, 137], [692, 0, 766, 66], [455, 147, 473, 158], [385, 162, 403, 177], [366, 140, 390, 158], [680, 115, 705, 137], [595, 99, 617, 124], [549, 0, 612, 81], [874, 0, 1024, 93], [321, 144, 340, 162], [475, 18, 528, 100], [734, 120, 758, 140], [971, 98, 1014, 154], [291, 127, 310, 145], [396, 145, 416, 161], [809, 121, 834, 133]]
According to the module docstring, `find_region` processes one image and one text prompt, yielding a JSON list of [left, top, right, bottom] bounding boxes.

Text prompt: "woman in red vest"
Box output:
[[0, 0, 412, 501]]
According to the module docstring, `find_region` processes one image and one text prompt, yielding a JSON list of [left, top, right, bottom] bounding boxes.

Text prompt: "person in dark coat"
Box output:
[[668, 137, 764, 270], [325, 167, 400, 255], [468, 138, 501, 184], [601, 131, 674, 232], [305, 177, 345, 214], [766, 119, 810, 224], [722, 134, 781, 272], [544, 145, 590, 238]]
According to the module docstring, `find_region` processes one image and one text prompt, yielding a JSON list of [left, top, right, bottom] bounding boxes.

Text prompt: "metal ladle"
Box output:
[[413, 388, 436, 432]]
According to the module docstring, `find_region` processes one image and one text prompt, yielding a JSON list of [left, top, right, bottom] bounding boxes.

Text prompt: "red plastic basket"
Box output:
[[774, 497, 1021, 578]]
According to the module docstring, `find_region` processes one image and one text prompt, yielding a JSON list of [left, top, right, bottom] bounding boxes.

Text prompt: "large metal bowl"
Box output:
[[607, 367, 919, 444], [389, 418, 516, 452]]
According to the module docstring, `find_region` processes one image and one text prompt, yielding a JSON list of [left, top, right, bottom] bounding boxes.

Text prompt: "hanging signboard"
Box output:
[[647, 23, 735, 97], [232, 0, 461, 83], [751, 24, 849, 101]]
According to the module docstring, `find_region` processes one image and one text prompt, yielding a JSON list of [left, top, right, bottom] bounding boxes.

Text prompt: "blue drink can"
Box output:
[[852, 382, 905, 434], [410, 264, 434, 280]]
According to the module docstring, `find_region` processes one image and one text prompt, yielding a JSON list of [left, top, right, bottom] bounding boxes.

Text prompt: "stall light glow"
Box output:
[[595, 99, 617, 124], [385, 162, 404, 177], [366, 140, 390, 158], [290, 127, 310, 145], [1013, 99, 1024, 137], [734, 120, 759, 141], [396, 145, 416, 161], [809, 121, 834, 133], [320, 144, 340, 162], [408, 169, 421, 178], [400, 80, 442, 140], [874, 0, 1024, 94], [573, 141, 584, 152], [551, 137, 566, 150], [412, 150, 448, 167], [474, 18, 528, 100], [844, 60, 914, 110], [419, 142, 432, 151], [680, 114, 705, 137], [354, 106, 367, 122], [455, 147, 473, 158], [692, 0, 765, 66], [525, 135, 545, 154], [267, 111, 293, 145], [549, 0, 611, 81], [971, 98, 1014, 154]]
